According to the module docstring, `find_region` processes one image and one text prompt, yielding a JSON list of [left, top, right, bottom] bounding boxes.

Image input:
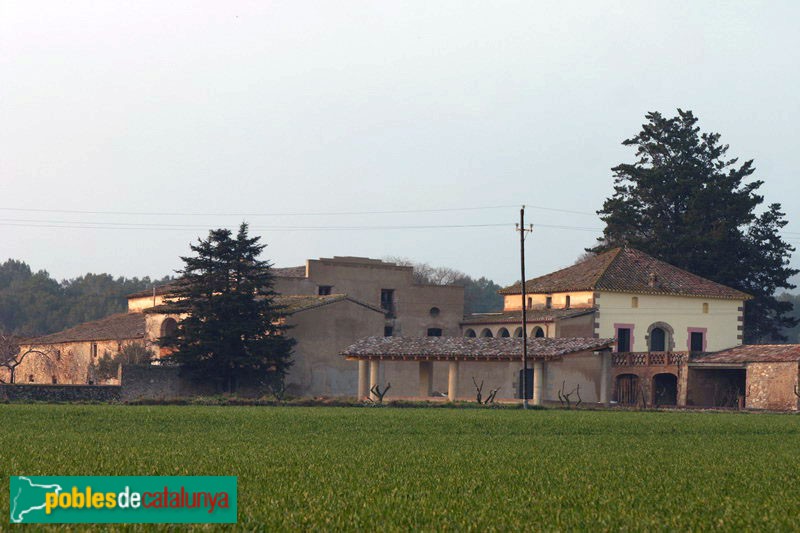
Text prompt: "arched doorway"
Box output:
[[649, 327, 666, 352], [615, 374, 640, 405], [480, 328, 493, 338], [532, 327, 545, 338], [498, 328, 510, 337], [160, 317, 178, 338], [464, 329, 476, 338], [653, 373, 678, 406]]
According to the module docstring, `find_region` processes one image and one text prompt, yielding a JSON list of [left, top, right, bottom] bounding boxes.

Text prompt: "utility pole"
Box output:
[[516, 206, 533, 409]]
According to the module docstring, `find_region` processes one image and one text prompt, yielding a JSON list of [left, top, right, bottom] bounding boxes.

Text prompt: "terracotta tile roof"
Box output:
[[461, 308, 596, 325], [275, 294, 384, 315], [127, 281, 181, 299], [342, 336, 614, 362], [273, 266, 306, 278], [695, 344, 800, 364], [499, 247, 751, 300], [27, 313, 146, 345], [144, 294, 384, 316]]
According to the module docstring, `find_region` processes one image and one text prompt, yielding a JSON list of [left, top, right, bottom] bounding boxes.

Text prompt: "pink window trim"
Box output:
[[613, 323, 635, 352], [687, 327, 708, 352]]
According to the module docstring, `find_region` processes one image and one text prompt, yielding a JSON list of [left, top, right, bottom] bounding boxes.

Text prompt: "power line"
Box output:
[[0, 203, 599, 217]]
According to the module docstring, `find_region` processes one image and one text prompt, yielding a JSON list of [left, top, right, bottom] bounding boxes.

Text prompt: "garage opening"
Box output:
[[687, 368, 746, 408]]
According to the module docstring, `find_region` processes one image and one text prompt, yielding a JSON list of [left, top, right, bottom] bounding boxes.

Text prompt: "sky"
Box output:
[[1, 1, 799, 287]]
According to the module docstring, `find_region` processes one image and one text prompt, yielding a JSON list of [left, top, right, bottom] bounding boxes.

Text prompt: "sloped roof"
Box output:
[[696, 344, 800, 364], [275, 294, 384, 315], [461, 308, 596, 326], [273, 266, 306, 278], [27, 313, 146, 345], [342, 336, 614, 362], [499, 248, 751, 300]]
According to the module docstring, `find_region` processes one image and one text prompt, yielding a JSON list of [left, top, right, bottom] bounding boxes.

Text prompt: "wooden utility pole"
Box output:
[[516, 207, 533, 409]]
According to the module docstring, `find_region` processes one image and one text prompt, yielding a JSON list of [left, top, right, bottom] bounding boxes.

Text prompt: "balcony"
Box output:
[[612, 352, 689, 367]]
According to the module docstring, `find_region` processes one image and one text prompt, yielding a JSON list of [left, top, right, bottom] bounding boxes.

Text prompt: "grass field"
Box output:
[[2, 405, 800, 530]]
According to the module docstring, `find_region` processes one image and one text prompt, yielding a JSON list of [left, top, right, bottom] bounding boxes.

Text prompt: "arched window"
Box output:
[[160, 318, 178, 338], [480, 328, 493, 338], [649, 327, 666, 352], [513, 327, 523, 337], [532, 327, 545, 338], [498, 328, 510, 337], [465, 329, 477, 338], [429, 307, 440, 317]]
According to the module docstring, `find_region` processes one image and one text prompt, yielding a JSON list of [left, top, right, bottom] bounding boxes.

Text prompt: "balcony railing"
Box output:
[[612, 352, 688, 367]]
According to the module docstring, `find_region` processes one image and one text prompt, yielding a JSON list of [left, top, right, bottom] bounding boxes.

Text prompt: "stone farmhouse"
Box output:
[[343, 248, 800, 410], [10, 256, 464, 398]]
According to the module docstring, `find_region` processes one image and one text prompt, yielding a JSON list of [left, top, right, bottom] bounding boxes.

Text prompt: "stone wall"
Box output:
[[119, 365, 215, 401], [746, 362, 799, 411], [0, 384, 120, 402]]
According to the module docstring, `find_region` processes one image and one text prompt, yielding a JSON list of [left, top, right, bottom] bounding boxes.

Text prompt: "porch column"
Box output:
[[447, 361, 459, 402], [357, 360, 369, 399], [419, 361, 433, 398], [599, 350, 611, 406], [369, 360, 381, 401], [532, 361, 544, 406]]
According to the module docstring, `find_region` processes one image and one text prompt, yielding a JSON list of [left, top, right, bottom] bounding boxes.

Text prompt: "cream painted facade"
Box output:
[[503, 291, 595, 312], [595, 291, 743, 353]]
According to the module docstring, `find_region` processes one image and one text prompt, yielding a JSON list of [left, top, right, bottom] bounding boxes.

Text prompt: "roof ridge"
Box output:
[[590, 247, 623, 288]]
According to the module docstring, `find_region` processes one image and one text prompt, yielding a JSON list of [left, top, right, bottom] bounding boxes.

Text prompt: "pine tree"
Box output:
[[593, 109, 797, 342], [160, 223, 295, 392]]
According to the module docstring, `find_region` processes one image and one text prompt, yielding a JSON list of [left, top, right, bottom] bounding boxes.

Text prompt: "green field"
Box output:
[[2, 405, 800, 530]]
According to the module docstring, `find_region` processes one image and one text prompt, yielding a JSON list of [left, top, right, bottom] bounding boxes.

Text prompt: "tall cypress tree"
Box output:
[[161, 223, 294, 392], [593, 109, 797, 342]]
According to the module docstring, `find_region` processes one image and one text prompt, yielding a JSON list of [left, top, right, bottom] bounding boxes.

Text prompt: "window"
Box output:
[[565, 295, 571, 309], [91, 343, 98, 358], [513, 327, 523, 337], [631, 296, 639, 308], [28, 374, 34, 383], [465, 329, 476, 338], [690, 331, 705, 353], [527, 297, 533, 309], [384, 326, 394, 337], [429, 307, 440, 317], [51, 376, 58, 384], [318, 285, 332, 296], [702, 302, 709, 314], [545, 296, 552, 309], [498, 328, 510, 337], [427, 328, 442, 337], [380, 289, 395, 314], [480, 328, 493, 338], [55, 349, 61, 361], [649, 327, 666, 352], [617, 328, 632, 352], [533, 327, 545, 338]]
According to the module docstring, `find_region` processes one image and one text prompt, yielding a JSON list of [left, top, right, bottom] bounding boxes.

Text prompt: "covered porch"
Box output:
[[342, 336, 615, 405]]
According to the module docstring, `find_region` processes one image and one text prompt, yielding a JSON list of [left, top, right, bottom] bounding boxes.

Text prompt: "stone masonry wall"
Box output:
[[746, 362, 799, 411], [0, 384, 120, 402]]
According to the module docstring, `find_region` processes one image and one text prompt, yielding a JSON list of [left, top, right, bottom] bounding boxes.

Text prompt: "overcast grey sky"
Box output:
[[2, 1, 799, 287]]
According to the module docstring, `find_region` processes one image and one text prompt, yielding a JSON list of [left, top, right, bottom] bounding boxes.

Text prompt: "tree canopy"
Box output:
[[0, 259, 172, 337], [593, 109, 797, 342], [160, 223, 295, 392]]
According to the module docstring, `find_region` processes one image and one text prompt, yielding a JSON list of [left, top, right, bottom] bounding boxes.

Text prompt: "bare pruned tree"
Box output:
[[0, 335, 53, 384], [472, 377, 501, 405], [557, 381, 582, 409], [368, 382, 391, 403]]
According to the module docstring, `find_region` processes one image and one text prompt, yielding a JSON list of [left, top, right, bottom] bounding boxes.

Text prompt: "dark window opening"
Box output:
[[384, 326, 394, 337], [380, 289, 395, 315], [545, 296, 552, 309], [318, 285, 332, 296], [690, 331, 705, 353], [617, 328, 632, 352], [480, 328, 493, 338], [649, 327, 666, 352], [565, 295, 571, 309], [533, 327, 545, 338], [498, 328, 510, 337], [427, 328, 442, 337], [51, 376, 58, 384], [91, 343, 98, 358], [465, 329, 476, 337], [527, 297, 533, 309], [429, 307, 440, 317]]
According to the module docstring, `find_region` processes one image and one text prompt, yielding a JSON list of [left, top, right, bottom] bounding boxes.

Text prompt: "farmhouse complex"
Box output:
[[6, 248, 800, 410]]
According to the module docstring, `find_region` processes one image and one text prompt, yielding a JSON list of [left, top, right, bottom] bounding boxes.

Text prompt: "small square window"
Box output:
[[384, 326, 393, 337], [318, 285, 332, 296]]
